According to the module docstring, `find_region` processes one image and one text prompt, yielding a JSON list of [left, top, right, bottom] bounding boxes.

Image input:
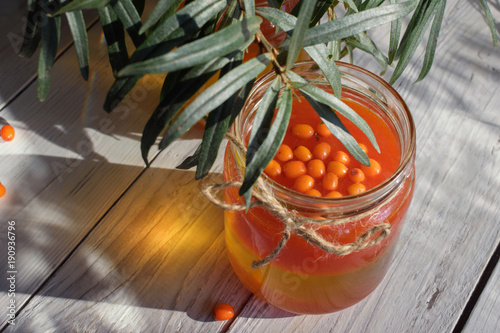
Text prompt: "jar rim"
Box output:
[[232, 60, 416, 212]]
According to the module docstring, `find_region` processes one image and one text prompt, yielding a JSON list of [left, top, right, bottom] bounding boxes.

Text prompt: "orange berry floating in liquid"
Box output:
[[213, 303, 235, 321], [264, 160, 282, 178], [1, 125, 15, 141], [276, 144, 293, 162], [262, 96, 399, 197], [292, 124, 314, 139], [283, 160, 307, 179]]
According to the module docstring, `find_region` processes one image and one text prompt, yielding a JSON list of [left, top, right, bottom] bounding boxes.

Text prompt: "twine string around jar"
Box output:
[[203, 133, 393, 269]]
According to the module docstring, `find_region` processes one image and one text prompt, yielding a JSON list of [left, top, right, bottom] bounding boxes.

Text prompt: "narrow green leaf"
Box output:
[[390, 0, 439, 84], [281, 0, 418, 48], [267, 0, 281, 9], [310, 1, 337, 27], [158, 54, 271, 151], [478, 0, 499, 47], [194, 74, 256, 176], [240, 84, 292, 197], [110, 0, 145, 47], [38, 3, 61, 102], [359, 0, 385, 10], [303, 94, 369, 165], [243, 0, 255, 16], [287, 71, 380, 154], [98, 6, 129, 77], [119, 16, 262, 76], [141, 51, 250, 163], [286, 0, 317, 71], [140, 0, 178, 33], [105, 0, 225, 112], [416, 0, 446, 82], [65, 10, 89, 80], [56, 0, 111, 14], [17, 2, 42, 58], [195, 52, 245, 179], [388, 0, 402, 64], [394, 0, 428, 60], [132, 0, 228, 63], [343, 0, 359, 12], [247, 76, 282, 163], [346, 33, 388, 70], [256, 8, 341, 97], [176, 143, 202, 169], [132, 0, 145, 16]]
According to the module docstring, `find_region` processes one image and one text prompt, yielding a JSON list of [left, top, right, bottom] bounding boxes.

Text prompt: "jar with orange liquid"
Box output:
[[222, 61, 416, 314]]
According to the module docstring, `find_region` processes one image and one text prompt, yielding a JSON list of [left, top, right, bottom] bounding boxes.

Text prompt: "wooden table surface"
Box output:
[[1, 1, 499, 332]]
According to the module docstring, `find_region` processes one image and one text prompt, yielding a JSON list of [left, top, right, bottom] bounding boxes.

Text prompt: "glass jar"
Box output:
[[222, 61, 416, 314]]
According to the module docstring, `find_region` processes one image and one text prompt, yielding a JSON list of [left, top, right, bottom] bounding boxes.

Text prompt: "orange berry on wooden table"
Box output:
[[347, 183, 366, 195], [291, 124, 314, 139], [283, 160, 306, 179], [325, 191, 342, 198], [316, 123, 332, 137], [276, 144, 293, 162], [332, 151, 350, 165], [305, 188, 322, 197], [1, 125, 15, 141], [213, 303, 235, 321], [361, 158, 381, 177], [264, 160, 282, 178], [307, 159, 325, 179], [349, 168, 365, 183], [294, 174, 315, 193], [294, 145, 312, 162], [322, 172, 339, 191], [312, 142, 331, 160], [0, 183, 6, 198], [327, 161, 348, 177]]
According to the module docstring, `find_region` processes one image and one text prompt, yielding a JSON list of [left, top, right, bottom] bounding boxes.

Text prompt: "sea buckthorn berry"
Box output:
[[322, 172, 338, 191], [312, 142, 331, 160], [333, 151, 350, 165], [294, 175, 315, 193], [283, 161, 306, 179], [294, 146, 312, 162], [361, 158, 381, 177], [327, 161, 348, 177], [264, 160, 282, 178], [213, 303, 235, 321], [1, 125, 15, 141], [326, 191, 342, 198], [349, 168, 365, 183], [0, 183, 6, 198], [292, 124, 314, 139], [305, 189, 322, 197], [276, 144, 293, 162], [307, 159, 325, 179], [359, 143, 368, 154], [316, 123, 331, 137], [347, 183, 366, 195]]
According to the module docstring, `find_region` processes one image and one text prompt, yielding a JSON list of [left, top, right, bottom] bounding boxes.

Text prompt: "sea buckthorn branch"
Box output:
[[202, 132, 395, 269]]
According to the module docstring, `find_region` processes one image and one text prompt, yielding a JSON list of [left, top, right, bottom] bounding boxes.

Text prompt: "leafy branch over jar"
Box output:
[[19, 0, 498, 200]]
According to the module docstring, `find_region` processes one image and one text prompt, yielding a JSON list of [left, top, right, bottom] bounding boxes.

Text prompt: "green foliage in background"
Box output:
[[19, 0, 498, 201]]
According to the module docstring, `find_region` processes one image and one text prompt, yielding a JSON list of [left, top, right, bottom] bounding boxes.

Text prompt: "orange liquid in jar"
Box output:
[[223, 96, 414, 314]]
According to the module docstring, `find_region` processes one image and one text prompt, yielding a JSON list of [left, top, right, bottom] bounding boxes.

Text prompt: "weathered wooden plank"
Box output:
[[463, 254, 500, 333], [2, 152, 251, 332], [225, 1, 500, 332], [0, 0, 98, 110], [0, 16, 168, 329]]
